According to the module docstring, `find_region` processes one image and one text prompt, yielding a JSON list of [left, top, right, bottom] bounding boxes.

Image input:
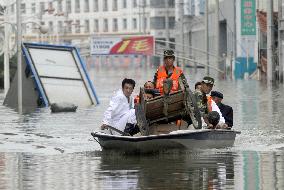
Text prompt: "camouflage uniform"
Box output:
[[194, 89, 208, 117]]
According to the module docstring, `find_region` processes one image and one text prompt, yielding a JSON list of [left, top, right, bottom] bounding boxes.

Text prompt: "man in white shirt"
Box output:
[[101, 78, 138, 135]]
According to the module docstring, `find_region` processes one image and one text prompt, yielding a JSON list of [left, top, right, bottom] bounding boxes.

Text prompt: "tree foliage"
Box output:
[[0, 54, 17, 89]]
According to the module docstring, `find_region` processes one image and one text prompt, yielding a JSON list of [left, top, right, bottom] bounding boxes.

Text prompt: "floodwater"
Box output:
[[0, 61, 284, 190]]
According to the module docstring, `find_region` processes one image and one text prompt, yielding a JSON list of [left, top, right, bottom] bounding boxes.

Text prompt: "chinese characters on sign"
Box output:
[[91, 36, 154, 55], [241, 0, 256, 35]]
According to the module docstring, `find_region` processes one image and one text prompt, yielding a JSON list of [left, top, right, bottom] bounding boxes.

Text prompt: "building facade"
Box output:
[[1, 0, 176, 46]]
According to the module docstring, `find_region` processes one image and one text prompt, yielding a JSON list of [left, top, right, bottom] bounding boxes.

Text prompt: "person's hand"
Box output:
[[207, 124, 214, 129], [221, 123, 229, 129], [101, 124, 108, 130], [215, 123, 229, 129]]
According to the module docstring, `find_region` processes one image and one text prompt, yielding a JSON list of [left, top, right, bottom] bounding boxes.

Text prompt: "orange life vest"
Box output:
[[134, 95, 140, 104], [207, 96, 213, 112], [155, 66, 183, 95]]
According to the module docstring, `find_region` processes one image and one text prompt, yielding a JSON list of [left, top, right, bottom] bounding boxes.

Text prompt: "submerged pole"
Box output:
[[16, 0, 23, 114]]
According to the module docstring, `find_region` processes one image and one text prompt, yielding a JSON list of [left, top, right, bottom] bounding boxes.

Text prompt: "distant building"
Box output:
[[0, 0, 176, 46], [179, 0, 279, 79]]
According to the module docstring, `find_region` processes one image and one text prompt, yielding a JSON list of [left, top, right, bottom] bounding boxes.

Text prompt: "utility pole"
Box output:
[[205, 0, 209, 75], [165, 0, 170, 49], [177, 0, 185, 69], [142, 0, 146, 34], [215, 0, 220, 77], [267, 0, 274, 83], [278, 0, 283, 82], [16, 0, 22, 114], [138, 0, 141, 33]]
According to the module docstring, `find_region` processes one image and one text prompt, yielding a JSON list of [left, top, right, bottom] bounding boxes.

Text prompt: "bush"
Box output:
[[0, 54, 17, 89]]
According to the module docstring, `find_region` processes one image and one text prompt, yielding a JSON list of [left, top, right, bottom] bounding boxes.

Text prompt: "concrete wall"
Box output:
[[188, 0, 237, 78]]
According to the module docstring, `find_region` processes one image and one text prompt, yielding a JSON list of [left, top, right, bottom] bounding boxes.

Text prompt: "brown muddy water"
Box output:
[[0, 63, 283, 190]]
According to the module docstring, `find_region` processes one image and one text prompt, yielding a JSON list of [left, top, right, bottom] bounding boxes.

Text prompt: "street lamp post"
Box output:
[[205, 0, 209, 75], [16, 0, 22, 113]]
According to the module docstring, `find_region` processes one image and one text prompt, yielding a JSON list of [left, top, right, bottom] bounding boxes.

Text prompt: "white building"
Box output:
[[0, 0, 176, 46]]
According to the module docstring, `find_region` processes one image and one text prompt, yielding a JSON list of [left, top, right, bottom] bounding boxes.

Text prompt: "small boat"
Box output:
[[91, 129, 240, 153], [92, 78, 240, 153]]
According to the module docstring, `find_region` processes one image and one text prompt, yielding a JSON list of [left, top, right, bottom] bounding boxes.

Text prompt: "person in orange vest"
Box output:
[[153, 50, 186, 95]]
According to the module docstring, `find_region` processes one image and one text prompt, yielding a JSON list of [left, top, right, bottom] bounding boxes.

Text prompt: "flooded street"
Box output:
[[0, 64, 284, 189]]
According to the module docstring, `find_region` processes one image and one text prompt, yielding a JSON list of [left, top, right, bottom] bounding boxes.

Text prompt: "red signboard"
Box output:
[[91, 36, 154, 56]]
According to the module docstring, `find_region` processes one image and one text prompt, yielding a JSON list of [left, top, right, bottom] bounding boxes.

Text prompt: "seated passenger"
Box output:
[[194, 76, 228, 129], [101, 78, 139, 136], [211, 91, 233, 128], [135, 81, 159, 103], [144, 81, 155, 89], [194, 81, 202, 91]]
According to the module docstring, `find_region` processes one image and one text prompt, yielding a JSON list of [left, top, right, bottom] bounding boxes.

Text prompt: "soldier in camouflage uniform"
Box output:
[[194, 76, 215, 128]]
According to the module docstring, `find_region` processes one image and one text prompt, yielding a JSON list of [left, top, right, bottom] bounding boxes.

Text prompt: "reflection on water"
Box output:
[[0, 63, 284, 189], [0, 150, 283, 189]]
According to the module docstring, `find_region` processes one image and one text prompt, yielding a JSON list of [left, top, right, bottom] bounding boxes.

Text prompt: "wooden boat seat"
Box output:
[[144, 90, 186, 124]]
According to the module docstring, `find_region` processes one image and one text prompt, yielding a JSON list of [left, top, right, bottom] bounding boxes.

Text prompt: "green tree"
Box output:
[[0, 54, 17, 89]]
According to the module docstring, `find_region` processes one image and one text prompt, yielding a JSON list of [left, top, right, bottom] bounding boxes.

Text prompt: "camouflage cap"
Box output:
[[202, 76, 214, 85], [164, 50, 175, 58]]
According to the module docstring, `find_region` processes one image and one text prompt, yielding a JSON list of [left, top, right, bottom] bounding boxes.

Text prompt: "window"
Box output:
[[143, 18, 147, 30], [113, 0, 118, 11], [150, 0, 165, 8], [58, 0, 63, 12], [85, 20, 90, 33], [75, 20, 81, 33], [49, 21, 54, 33], [32, 23, 36, 32], [113, 18, 118, 31], [31, 3, 36, 14], [48, 2, 53, 10], [168, 0, 175, 8], [133, 0, 137, 8], [40, 2, 45, 13], [103, 0, 108, 11], [132, 18, 137, 29], [66, 0, 72, 13], [66, 21, 72, 33], [58, 21, 63, 33], [21, 3, 26, 14], [84, 0, 90, 12], [75, 0, 80, 13], [199, 0, 205, 14], [94, 19, 99, 32], [150, 17, 165, 29], [103, 19, 108, 32], [169, 17, 175, 29], [123, 18, 127, 30], [122, 0, 127, 8], [93, 0, 99, 11]]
